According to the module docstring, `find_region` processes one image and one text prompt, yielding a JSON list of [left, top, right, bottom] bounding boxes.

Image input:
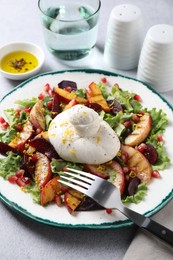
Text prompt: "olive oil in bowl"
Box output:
[[0, 51, 39, 74]]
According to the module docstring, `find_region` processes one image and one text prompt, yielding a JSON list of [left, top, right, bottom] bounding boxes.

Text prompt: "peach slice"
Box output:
[[30, 100, 45, 131], [125, 112, 152, 146], [54, 87, 87, 104], [9, 120, 34, 151], [86, 82, 110, 112], [35, 152, 52, 189], [121, 145, 152, 184], [40, 176, 62, 205]]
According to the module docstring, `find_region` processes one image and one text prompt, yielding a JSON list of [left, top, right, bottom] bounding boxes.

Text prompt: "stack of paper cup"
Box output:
[[137, 24, 173, 92], [104, 4, 144, 70]]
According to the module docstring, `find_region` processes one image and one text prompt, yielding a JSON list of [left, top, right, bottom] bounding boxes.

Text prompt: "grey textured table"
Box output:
[[0, 1, 173, 259]]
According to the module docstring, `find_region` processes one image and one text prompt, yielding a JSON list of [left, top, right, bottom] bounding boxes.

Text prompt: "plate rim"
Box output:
[[0, 68, 173, 229]]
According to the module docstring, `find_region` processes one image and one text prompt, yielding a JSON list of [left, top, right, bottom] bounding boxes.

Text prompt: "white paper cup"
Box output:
[[104, 4, 144, 70], [137, 24, 173, 92]]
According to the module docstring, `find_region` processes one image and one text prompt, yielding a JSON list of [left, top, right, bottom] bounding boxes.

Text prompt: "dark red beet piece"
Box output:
[[21, 154, 35, 178], [127, 177, 141, 196], [85, 102, 102, 111], [51, 92, 62, 118], [143, 143, 158, 164], [58, 80, 77, 91], [107, 99, 123, 114], [76, 197, 103, 211], [0, 141, 17, 155], [29, 138, 59, 159]]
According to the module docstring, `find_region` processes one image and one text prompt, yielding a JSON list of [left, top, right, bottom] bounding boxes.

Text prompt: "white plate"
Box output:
[[0, 69, 173, 229]]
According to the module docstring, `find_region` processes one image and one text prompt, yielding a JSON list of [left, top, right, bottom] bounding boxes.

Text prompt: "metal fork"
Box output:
[[58, 167, 173, 246]]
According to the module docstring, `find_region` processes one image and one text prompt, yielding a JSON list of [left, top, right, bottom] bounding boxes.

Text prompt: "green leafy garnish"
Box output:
[[15, 97, 38, 108], [0, 152, 22, 179], [122, 183, 148, 204]]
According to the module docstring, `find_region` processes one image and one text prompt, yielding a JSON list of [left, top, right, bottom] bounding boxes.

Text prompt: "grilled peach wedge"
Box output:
[[9, 120, 34, 151], [30, 100, 45, 131], [125, 112, 152, 146], [41, 176, 62, 205], [121, 145, 152, 184], [35, 152, 52, 190]]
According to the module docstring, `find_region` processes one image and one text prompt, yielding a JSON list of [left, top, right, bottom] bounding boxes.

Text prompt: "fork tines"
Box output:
[[58, 168, 97, 194]]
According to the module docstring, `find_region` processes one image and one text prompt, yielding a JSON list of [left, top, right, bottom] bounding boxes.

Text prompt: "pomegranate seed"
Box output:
[[15, 124, 23, 132], [157, 134, 163, 142], [55, 195, 63, 206], [17, 143, 25, 152], [16, 169, 25, 178], [123, 166, 130, 174], [44, 83, 51, 92], [106, 208, 112, 214], [134, 94, 142, 102], [8, 175, 18, 184], [125, 174, 130, 181], [48, 90, 53, 97], [47, 100, 53, 110], [132, 114, 140, 123], [123, 120, 131, 128], [35, 128, 42, 135], [65, 86, 72, 92], [61, 186, 69, 193], [101, 77, 107, 84], [121, 151, 129, 163], [113, 83, 120, 89], [152, 170, 160, 178], [15, 109, 21, 117], [16, 178, 26, 187], [0, 122, 9, 130], [22, 177, 31, 185], [31, 154, 37, 162], [0, 116, 6, 124], [137, 143, 147, 153], [137, 110, 144, 115], [24, 107, 32, 113], [38, 92, 45, 100]]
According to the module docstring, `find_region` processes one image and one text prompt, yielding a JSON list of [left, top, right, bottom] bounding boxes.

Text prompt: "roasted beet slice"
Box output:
[[76, 196, 103, 211], [107, 99, 123, 114], [143, 143, 158, 164], [0, 141, 17, 155], [85, 102, 102, 111], [29, 138, 59, 159], [58, 80, 77, 92], [51, 92, 62, 118], [127, 177, 141, 196], [21, 154, 35, 178]]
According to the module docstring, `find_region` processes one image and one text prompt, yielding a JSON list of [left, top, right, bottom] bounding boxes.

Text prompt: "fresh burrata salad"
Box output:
[[0, 77, 170, 214]]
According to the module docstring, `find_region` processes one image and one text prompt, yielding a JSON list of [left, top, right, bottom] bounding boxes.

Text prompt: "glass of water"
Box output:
[[38, 0, 101, 60]]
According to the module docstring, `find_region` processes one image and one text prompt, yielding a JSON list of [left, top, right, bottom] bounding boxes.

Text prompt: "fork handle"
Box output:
[[142, 218, 173, 246]]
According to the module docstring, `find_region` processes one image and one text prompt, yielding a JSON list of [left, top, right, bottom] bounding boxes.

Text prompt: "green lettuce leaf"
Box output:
[[26, 182, 41, 204], [122, 183, 148, 204], [147, 108, 170, 170], [0, 152, 22, 179], [15, 97, 38, 108]]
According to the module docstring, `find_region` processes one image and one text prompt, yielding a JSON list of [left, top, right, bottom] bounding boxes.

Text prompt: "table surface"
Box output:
[[0, 1, 173, 259]]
